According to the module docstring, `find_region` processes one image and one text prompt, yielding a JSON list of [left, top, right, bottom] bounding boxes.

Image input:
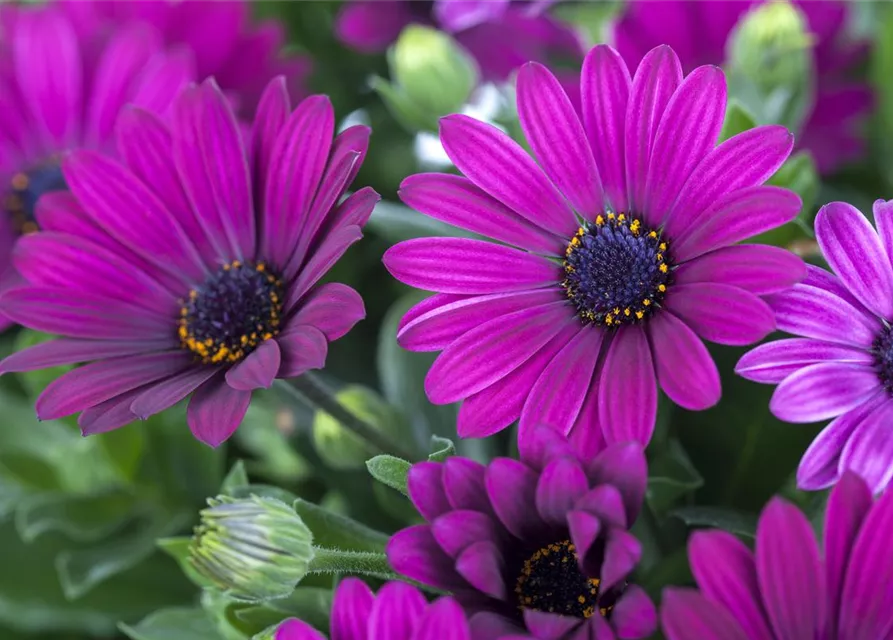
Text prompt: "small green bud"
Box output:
[[189, 495, 314, 602], [312, 385, 409, 471], [372, 25, 479, 132]]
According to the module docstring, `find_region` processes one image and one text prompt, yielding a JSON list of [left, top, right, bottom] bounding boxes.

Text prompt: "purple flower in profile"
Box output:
[[0, 77, 376, 447], [335, 0, 583, 84], [384, 44, 804, 448], [737, 199, 893, 494], [386, 425, 657, 639], [613, 0, 872, 174], [275, 578, 472, 640], [0, 1, 194, 330], [57, 0, 311, 117], [661, 471, 893, 640]]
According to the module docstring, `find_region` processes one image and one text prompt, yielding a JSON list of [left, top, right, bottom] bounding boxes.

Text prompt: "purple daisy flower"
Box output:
[[0, 77, 376, 447], [0, 1, 194, 330], [386, 425, 657, 639], [661, 471, 893, 640], [275, 578, 473, 640], [56, 0, 311, 117], [737, 199, 893, 494], [383, 44, 804, 448], [335, 0, 583, 84], [613, 0, 872, 174]]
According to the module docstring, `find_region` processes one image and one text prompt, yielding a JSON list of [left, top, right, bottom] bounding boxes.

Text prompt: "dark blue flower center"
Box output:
[[178, 261, 284, 364], [4, 163, 66, 235], [562, 213, 672, 327], [515, 539, 614, 619], [873, 324, 893, 394]]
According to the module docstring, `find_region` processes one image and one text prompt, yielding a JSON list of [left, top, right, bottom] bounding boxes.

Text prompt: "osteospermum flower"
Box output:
[[0, 77, 376, 446], [335, 0, 582, 84], [0, 1, 194, 330], [275, 578, 472, 640], [383, 44, 804, 447], [613, 0, 872, 174], [386, 425, 657, 639], [737, 200, 893, 494], [57, 0, 311, 117], [661, 471, 893, 640]]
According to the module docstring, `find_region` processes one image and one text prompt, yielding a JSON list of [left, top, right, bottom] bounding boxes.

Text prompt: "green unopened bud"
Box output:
[[312, 385, 409, 470], [727, 0, 815, 131], [372, 25, 479, 132], [189, 496, 314, 602]]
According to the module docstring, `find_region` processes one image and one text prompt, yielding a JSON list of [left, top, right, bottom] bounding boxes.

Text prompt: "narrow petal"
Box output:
[[289, 226, 364, 305], [598, 327, 657, 445], [586, 442, 648, 525], [186, 374, 252, 447], [398, 173, 564, 254], [673, 245, 806, 296], [611, 585, 657, 639], [316, 187, 379, 239], [485, 458, 546, 539], [292, 283, 365, 341], [415, 597, 471, 640], [424, 302, 573, 404], [755, 498, 826, 640], [442, 457, 494, 514], [431, 510, 499, 557], [439, 114, 577, 237], [435, 0, 509, 30], [664, 126, 794, 239], [275, 619, 326, 640], [581, 44, 631, 212], [0, 338, 166, 374], [815, 202, 893, 319], [770, 362, 881, 423], [625, 45, 682, 219], [535, 457, 589, 526], [872, 198, 893, 269], [225, 340, 282, 391], [661, 588, 750, 640], [646, 65, 726, 225], [330, 578, 374, 640], [517, 62, 604, 218], [455, 541, 506, 600], [665, 283, 775, 346], [736, 339, 873, 384], [251, 76, 291, 213], [367, 581, 427, 640], [386, 526, 467, 591], [839, 399, 893, 494], [648, 312, 721, 411], [802, 263, 865, 311], [689, 531, 773, 640], [765, 284, 881, 348], [276, 326, 328, 378], [407, 462, 451, 521], [601, 529, 642, 591], [673, 186, 802, 262], [130, 366, 220, 420], [383, 238, 561, 295], [334, 0, 411, 51], [568, 510, 602, 561]]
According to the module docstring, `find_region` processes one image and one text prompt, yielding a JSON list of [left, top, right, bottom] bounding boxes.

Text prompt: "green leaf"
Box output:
[[221, 461, 250, 496], [232, 605, 289, 637], [265, 587, 333, 632], [98, 426, 147, 484], [236, 400, 311, 485], [157, 537, 217, 590], [872, 2, 893, 187], [768, 151, 820, 213], [366, 455, 411, 497], [718, 99, 758, 142], [428, 436, 456, 462], [671, 506, 759, 539], [119, 608, 218, 640], [14, 490, 136, 543], [367, 200, 475, 244], [293, 499, 389, 552], [646, 439, 704, 515]]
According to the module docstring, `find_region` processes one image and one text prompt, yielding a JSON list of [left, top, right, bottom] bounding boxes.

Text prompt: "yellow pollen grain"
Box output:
[[10, 173, 28, 191], [659, 264, 669, 273], [595, 215, 604, 225], [658, 284, 667, 292]]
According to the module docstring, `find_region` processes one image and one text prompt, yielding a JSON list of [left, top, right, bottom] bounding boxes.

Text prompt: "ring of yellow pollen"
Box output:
[[514, 539, 613, 619], [178, 260, 284, 365], [561, 212, 672, 327]]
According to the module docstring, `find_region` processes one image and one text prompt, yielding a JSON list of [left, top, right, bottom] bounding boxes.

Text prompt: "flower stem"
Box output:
[[277, 373, 416, 461]]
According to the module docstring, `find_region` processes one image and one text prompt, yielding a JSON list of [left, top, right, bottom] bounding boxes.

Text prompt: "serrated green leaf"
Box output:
[[119, 607, 218, 640], [365, 455, 410, 497], [428, 435, 455, 462], [671, 506, 759, 539], [293, 499, 389, 552]]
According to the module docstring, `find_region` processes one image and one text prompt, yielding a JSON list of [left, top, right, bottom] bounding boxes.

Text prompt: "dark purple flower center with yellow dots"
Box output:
[[561, 213, 672, 327], [178, 261, 284, 365], [872, 324, 893, 395], [514, 539, 615, 619], [4, 162, 66, 236]]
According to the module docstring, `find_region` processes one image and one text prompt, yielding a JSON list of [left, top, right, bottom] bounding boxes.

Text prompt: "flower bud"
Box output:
[[189, 495, 314, 602]]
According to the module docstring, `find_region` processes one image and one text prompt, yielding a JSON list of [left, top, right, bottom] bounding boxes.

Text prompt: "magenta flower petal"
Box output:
[[439, 114, 577, 237], [598, 326, 657, 445], [872, 198, 893, 263], [455, 541, 506, 600], [611, 585, 658, 639], [414, 597, 472, 640], [368, 581, 427, 640], [432, 510, 499, 557], [408, 462, 452, 521], [275, 618, 325, 640], [251, 76, 291, 208], [581, 44, 631, 212], [802, 263, 866, 311], [485, 458, 544, 539], [838, 400, 893, 494], [625, 45, 682, 219], [334, 0, 413, 52], [736, 338, 873, 384], [535, 457, 589, 526], [0, 337, 164, 374], [225, 340, 281, 392], [434, 0, 510, 32], [674, 245, 805, 296], [665, 283, 775, 346], [648, 312, 721, 411], [770, 362, 881, 423], [289, 226, 364, 301], [815, 202, 893, 319], [292, 283, 365, 342], [186, 374, 251, 448], [78, 389, 143, 436], [517, 62, 604, 219], [442, 458, 493, 514], [386, 526, 468, 591], [276, 326, 328, 379], [330, 578, 374, 640], [662, 588, 750, 640], [130, 366, 220, 421]]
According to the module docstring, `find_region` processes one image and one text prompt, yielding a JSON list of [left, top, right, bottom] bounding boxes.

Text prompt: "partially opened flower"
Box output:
[[57, 0, 311, 117], [737, 199, 893, 494], [275, 578, 472, 640], [335, 0, 583, 84], [0, 77, 376, 446], [384, 44, 804, 448], [387, 425, 657, 639], [0, 1, 194, 330], [613, 0, 872, 174], [661, 471, 893, 640]]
